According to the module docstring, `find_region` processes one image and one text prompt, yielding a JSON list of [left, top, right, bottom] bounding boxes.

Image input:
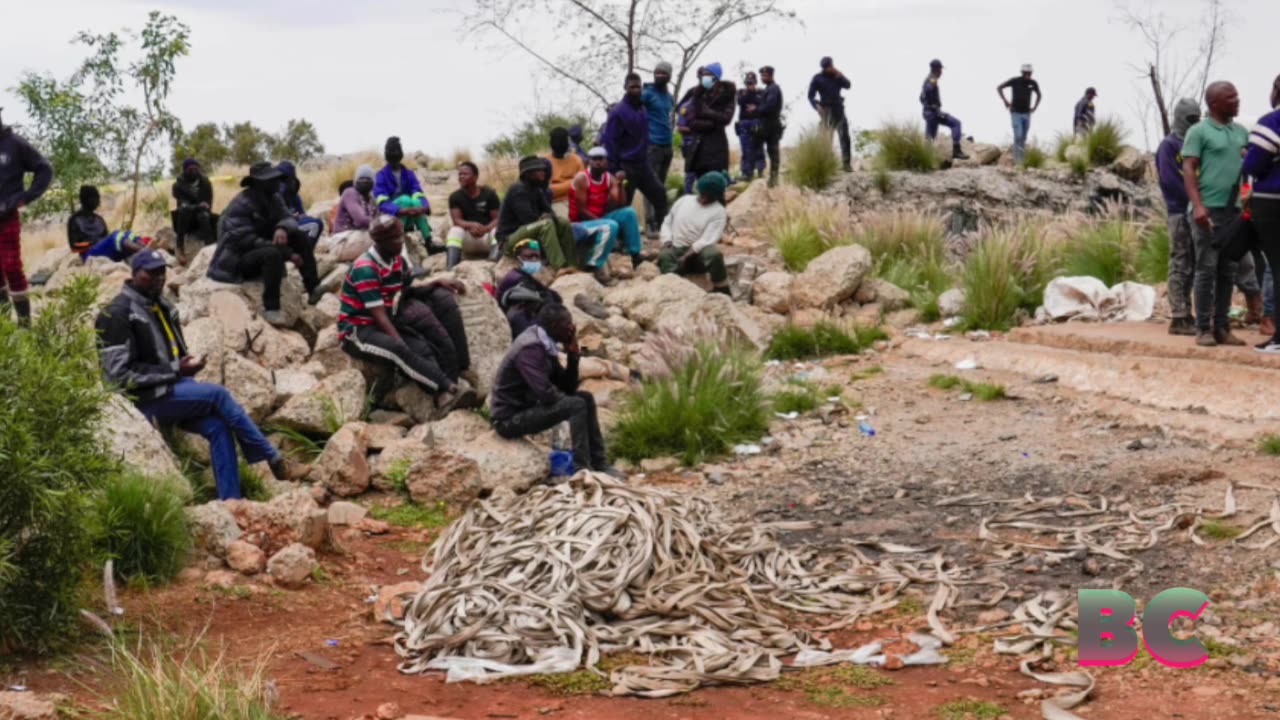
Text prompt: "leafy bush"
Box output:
[[1021, 145, 1048, 170], [961, 225, 1058, 330], [1084, 119, 1127, 166], [788, 127, 841, 190], [0, 276, 120, 654], [1069, 152, 1090, 178], [875, 122, 939, 172], [762, 191, 855, 272], [92, 472, 192, 584], [766, 322, 886, 361], [930, 373, 1008, 403], [1060, 219, 1140, 287], [611, 341, 769, 466], [773, 379, 824, 415], [1258, 434, 1280, 456], [856, 212, 952, 320]]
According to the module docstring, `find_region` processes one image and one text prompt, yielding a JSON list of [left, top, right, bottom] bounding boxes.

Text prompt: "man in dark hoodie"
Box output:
[[497, 156, 581, 270], [374, 137, 434, 251], [171, 158, 216, 256], [601, 73, 669, 230], [208, 162, 323, 326], [0, 109, 54, 325], [1155, 98, 1203, 336], [68, 185, 110, 256], [685, 63, 737, 183], [276, 160, 325, 245], [758, 66, 785, 187], [489, 301, 623, 479]]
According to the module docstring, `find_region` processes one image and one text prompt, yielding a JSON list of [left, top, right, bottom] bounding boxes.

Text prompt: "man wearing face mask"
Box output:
[[171, 158, 216, 258], [1155, 98, 1203, 336], [96, 250, 302, 499], [602, 72, 668, 231], [685, 63, 737, 184], [326, 164, 379, 262], [496, 238, 562, 338], [642, 61, 676, 237], [374, 136, 435, 253], [809, 57, 853, 172], [546, 127, 585, 212], [209, 162, 324, 326]]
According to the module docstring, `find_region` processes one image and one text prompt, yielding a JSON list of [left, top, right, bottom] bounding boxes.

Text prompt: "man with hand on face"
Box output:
[[96, 250, 301, 500], [570, 147, 647, 271], [602, 73, 669, 231], [642, 61, 676, 237], [809, 56, 853, 172]]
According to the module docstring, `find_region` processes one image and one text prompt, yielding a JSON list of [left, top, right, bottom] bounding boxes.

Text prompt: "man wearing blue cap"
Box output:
[[96, 249, 301, 500], [921, 59, 969, 160], [809, 57, 853, 172]]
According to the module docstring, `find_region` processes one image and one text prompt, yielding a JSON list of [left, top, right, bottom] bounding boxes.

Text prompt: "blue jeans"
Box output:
[[137, 379, 278, 500], [1264, 260, 1274, 318], [1010, 113, 1031, 163]]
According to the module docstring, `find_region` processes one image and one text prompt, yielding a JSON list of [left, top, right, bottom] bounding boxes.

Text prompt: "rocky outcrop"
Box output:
[[789, 245, 872, 309], [268, 369, 367, 434], [454, 280, 511, 398], [226, 540, 267, 575], [100, 395, 184, 484], [222, 354, 276, 422], [751, 271, 794, 314], [606, 273, 707, 329], [309, 423, 370, 497], [938, 288, 967, 317], [421, 411, 546, 494], [854, 278, 910, 312], [227, 489, 328, 555], [187, 501, 242, 558], [1110, 146, 1147, 183], [370, 439, 481, 505]]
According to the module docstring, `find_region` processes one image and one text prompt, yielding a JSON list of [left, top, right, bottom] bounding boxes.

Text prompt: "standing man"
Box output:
[[921, 59, 968, 160], [997, 64, 1042, 164], [1245, 74, 1280, 351], [601, 73, 668, 232], [642, 61, 676, 238], [1074, 88, 1098, 136], [808, 57, 853, 173], [736, 72, 766, 181], [1155, 98, 1203, 336], [758, 66, 785, 187], [0, 109, 53, 326], [1184, 81, 1249, 347]]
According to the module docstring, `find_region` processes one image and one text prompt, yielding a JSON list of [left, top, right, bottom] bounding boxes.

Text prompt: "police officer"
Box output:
[[758, 66, 785, 187], [735, 72, 766, 181], [1074, 87, 1098, 136], [920, 59, 968, 160], [808, 57, 853, 172]]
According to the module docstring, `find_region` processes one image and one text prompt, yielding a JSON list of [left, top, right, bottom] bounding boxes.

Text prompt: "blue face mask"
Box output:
[[521, 260, 543, 275], [701, 76, 715, 90]]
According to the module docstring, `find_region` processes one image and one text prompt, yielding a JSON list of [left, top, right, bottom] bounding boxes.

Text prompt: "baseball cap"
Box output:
[[1021, 63, 1033, 73], [820, 56, 833, 68], [587, 146, 608, 159], [130, 249, 168, 272]]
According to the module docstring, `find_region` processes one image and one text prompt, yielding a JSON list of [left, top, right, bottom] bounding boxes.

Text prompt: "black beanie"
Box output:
[[385, 136, 403, 155], [79, 185, 101, 212]]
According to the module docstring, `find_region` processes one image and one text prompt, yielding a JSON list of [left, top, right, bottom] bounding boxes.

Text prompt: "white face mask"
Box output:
[[701, 76, 715, 90]]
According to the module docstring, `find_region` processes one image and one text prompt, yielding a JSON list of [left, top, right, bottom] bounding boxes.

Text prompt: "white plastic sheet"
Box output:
[[791, 633, 948, 669], [426, 647, 582, 683], [1040, 277, 1156, 322]]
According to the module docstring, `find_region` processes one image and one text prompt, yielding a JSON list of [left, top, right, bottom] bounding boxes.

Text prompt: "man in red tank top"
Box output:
[[570, 147, 649, 271]]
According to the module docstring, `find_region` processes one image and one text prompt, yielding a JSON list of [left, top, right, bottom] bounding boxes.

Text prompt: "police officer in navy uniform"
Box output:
[[920, 59, 968, 160]]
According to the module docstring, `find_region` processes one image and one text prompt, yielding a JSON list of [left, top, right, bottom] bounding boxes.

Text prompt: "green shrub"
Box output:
[[766, 322, 886, 361], [1069, 152, 1090, 178], [856, 212, 952, 319], [0, 276, 120, 655], [961, 225, 1058, 330], [369, 501, 451, 529], [875, 123, 939, 172], [763, 192, 855, 272], [966, 381, 1007, 401], [873, 168, 893, 194], [1021, 145, 1048, 169], [928, 374, 963, 390], [773, 379, 827, 415], [1060, 219, 1140, 287], [1258, 434, 1280, 456], [92, 472, 192, 584], [1084, 119, 1127, 166], [788, 126, 841, 190], [1136, 213, 1170, 284], [611, 341, 769, 466], [184, 456, 272, 505]]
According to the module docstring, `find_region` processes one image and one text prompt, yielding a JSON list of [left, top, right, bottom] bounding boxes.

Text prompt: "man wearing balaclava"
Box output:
[[171, 158, 217, 257], [641, 61, 676, 237], [327, 164, 379, 262], [68, 185, 109, 256], [1155, 98, 1203, 336], [545, 127, 585, 208], [601, 72, 669, 231], [0, 108, 54, 325], [374, 136, 435, 251]]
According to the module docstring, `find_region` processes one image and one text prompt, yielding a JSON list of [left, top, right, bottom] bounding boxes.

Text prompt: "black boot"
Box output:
[[711, 285, 731, 296], [768, 170, 780, 188], [446, 247, 463, 270], [14, 298, 31, 327], [952, 144, 970, 160]]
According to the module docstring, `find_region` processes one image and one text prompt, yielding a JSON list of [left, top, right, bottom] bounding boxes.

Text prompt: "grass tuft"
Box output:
[[1199, 519, 1243, 541], [525, 670, 611, 696], [766, 322, 887, 361], [1084, 119, 1127, 166], [1060, 218, 1140, 287], [788, 126, 842, 190], [873, 168, 893, 194], [1136, 212, 1171, 284], [856, 211, 951, 319], [773, 386, 822, 415], [762, 191, 856, 272], [928, 374, 963, 390], [92, 472, 192, 584], [850, 366, 883, 382], [935, 699, 1006, 720], [960, 224, 1058, 330], [1258, 434, 1280, 456], [927, 375, 1006, 401], [875, 122, 940, 172], [1021, 144, 1048, 170], [369, 501, 451, 530]]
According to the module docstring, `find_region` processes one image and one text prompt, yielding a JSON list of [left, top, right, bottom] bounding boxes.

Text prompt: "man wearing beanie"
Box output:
[[1155, 98, 1203, 336], [642, 61, 676, 237], [496, 156, 580, 270], [68, 185, 110, 256], [736, 71, 766, 181], [658, 172, 730, 295], [684, 63, 737, 185], [758, 66, 785, 187], [602, 73, 669, 231], [171, 157, 217, 258], [327, 164, 379, 262], [809, 56, 853, 172], [374, 136, 435, 251]]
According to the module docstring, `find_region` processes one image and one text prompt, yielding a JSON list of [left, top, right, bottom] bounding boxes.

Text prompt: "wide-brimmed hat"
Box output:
[[240, 161, 284, 187]]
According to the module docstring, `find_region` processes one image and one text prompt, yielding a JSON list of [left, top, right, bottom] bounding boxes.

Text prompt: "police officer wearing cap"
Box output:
[[808, 56, 853, 172], [921, 59, 969, 160], [1074, 87, 1098, 136]]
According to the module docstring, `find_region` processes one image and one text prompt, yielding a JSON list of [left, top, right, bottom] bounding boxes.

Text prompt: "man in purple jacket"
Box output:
[[602, 73, 668, 231], [374, 136, 435, 252], [1246, 74, 1280, 352], [1155, 98, 1202, 336], [488, 302, 622, 479], [0, 110, 53, 325]]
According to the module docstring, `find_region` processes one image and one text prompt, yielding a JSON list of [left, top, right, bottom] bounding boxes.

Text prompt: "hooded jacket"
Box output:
[[208, 187, 299, 283], [488, 325, 580, 422], [0, 129, 53, 220], [1154, 99, 1202, 214], [373, 165, 429, 216], [641, 82, 675, 146], [95, 283, 189, 403], [1244, 107, 1280, 198], [686, 80, 738, 175], [601, 97, 651, 171], [172, 173, 213, 208]]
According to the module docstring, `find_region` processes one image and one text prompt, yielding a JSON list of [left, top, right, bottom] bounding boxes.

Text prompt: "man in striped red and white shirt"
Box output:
[[338, 215, 477, 414]]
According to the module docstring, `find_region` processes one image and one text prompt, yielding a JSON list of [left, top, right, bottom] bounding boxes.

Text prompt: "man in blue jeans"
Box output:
[[997, 64, 1041, 164], [95, 250, 301, 499]]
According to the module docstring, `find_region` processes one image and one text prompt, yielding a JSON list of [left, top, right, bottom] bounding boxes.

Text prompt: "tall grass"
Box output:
[[761, 190, 856, 272], [611, 340, 769, 466], [92, 472, 192, 584], [1084, 119, 1127, 166], [875, 122, 939, 172], [1136, 211, 1170, 284], [961, 224, 1059, 330], [1059, 218, 1141, 287], [1054, 133, 1074, 162], [766, 322, 887, 360], [788, 127, 841, 191], [1021, 145, 1048, 170], [856, 212, 952, 319]]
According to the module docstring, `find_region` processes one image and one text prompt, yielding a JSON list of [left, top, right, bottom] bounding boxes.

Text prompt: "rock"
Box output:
[[368, 410, 415, 428], [882, 655, 905, 671], [266, 543, 317, 588], [751, 272, 793, 314], [865, 278, 910, 312], [938, 288, 966, 317], [370, 440, 481, 505], [309, 423, 370, 497], [181, 317, 227, 378], [1110, 146, 1147, 183], [268, 368, 367, 434], [789, 244, 872, 309], [252, 323, 311, 370], [640, 457, 680, 474], [607, 253, 635, 280], [377, 702, 405, 720], [977, 608, 1011, 625], [969, 143, 1002, 166], [225, 540, 266, 575], [222, 354, 277, 422], [274, 367, 320, 403], [724, 255, 763, 303], [228, 489, 329, 554], [0, 691, 59, 719], [362, 423, 408, 450], [207, 291, 254, 351], [204, 569, 240, 588], [374, 581, 423, 622], [186, 502, 242, 557], [302, 292, 342, 334], [327, 501, 369, 526], [606, 273, 707, 329], [454, 279, 511, 398], [653, 292, 770, 351], [427, 412, 547, 493], [99, 395, 185, 486], [448, 260, 497, 288], [28, 246, 72, 280], [390, 383, 438, 425], [603, 315, 643, 343], [725, 180, 770, 229]]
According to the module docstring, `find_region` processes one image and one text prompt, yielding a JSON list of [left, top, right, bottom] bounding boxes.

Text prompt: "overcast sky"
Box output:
[[2, 0, 1276, 160]]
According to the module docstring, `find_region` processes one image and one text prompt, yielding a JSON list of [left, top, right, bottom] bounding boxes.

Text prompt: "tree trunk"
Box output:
[[1149, 64, 1171, 138], [126, 124, 158, 231]]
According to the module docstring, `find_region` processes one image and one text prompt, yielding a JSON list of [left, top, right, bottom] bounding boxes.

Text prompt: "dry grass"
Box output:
[[759, 188, 856, 272]]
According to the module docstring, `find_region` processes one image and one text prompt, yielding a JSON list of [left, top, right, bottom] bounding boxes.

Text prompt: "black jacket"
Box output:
[[68, 210, 109, 253], [95, 284, 188, 403], [172, 174, 213, 208], [208, 188, 298, 283], [496, 180, 552, 241], [686, 81, 738, 175]]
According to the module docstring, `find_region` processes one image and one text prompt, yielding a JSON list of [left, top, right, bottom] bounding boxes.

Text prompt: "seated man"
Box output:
[[83, 230, 153, 264], [497, 239, 562, 338], [338, 216, 477, 415], [658, 172, 730, 295], [171, 158, 217, 256], [208, 162, 323, 325], [570, 147, 647, 268], [96, 249, 301, 500], [277, 161, 325, 244], [489, 301, 622, 478], [327, 165, 377, 262], [68, 185, 109, 256], [496, 156, 582, 269], [445, 161, 500, 269], [375, 137, 435, 253], [546, 127, 585, 214]]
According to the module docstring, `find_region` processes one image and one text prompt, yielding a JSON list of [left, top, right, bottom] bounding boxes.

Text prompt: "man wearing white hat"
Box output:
[[998, 64, 1042, 165]]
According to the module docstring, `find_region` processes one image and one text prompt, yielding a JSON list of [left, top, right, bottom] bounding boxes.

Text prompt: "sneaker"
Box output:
[[1167, 318, 1197, 336], [1255, 338, 1280, 354], [592, 266, 615, 287], [262, 309, 288, 327], [952, 148, 970, 160], [574, 293, 610, 319], [433, 380, 479, 418], [1215, 328, 1246, 347], [1195, 332, 1218, 347]]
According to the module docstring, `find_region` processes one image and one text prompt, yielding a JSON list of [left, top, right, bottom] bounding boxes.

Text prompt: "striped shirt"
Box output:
[[337, 247, 403, 336]]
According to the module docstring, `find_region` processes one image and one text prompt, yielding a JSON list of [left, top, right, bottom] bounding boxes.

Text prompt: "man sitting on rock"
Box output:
[[68, 184, 154, 264], [496, 156, 582, 269], [338, 215, 477, 416], [327, 164, 377, 262], [497, 238, 562, 338], [96, 249, 301, 500], [658, 172, 731, 295], [489, 301, 623, 479], [570, 147, 648, 269], [375, 137, 435, 253], [445, 161, 500, 269], [208, 162, 324, 326], [546, 127, 585, 214], [171, 158, 217, 257], [277, 161, 325, 245]]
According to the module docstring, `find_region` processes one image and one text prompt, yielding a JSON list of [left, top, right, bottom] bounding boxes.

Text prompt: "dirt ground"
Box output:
[[8, 322, 1280, 719]]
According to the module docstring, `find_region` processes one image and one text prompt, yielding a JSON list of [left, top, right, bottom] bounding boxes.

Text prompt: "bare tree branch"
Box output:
[[474, 18, 611, 107]]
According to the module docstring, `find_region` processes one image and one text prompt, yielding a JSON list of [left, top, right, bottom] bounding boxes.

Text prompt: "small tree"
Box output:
[[171, 122, 229, 173], [268, 119, 326, 163], [223, 122, 272, 165]]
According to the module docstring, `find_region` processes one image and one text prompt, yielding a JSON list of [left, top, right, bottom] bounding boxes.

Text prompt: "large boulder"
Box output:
[[207, 291, 254, 351], [226, 539, 267, 575], [274, 367, 320, 403], [789, 244, 872, 309], [186, 501, 242, 558], [654, 293, 770, 351], [855, 278, 910, 312], [181, 317, 227, 379], [751, 271, 794, 314], [100, 395, 184, 484], [449, 260, 498, 288], [222, 354, 277, 422], [454, 280, 510, 398], [1110, 146, 1147, 183], [227, 489, 329, 555], [309, 423, 370, 497], [267, 543, 317, 589], [389, 383, 437, 425], [268, 368, 367, 434], [605, 273, 707, 329], [725, 180, 771, 230], [370, 439, 481, 505], [424, 412, 547, 494], [251, 323, 311, 370]]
